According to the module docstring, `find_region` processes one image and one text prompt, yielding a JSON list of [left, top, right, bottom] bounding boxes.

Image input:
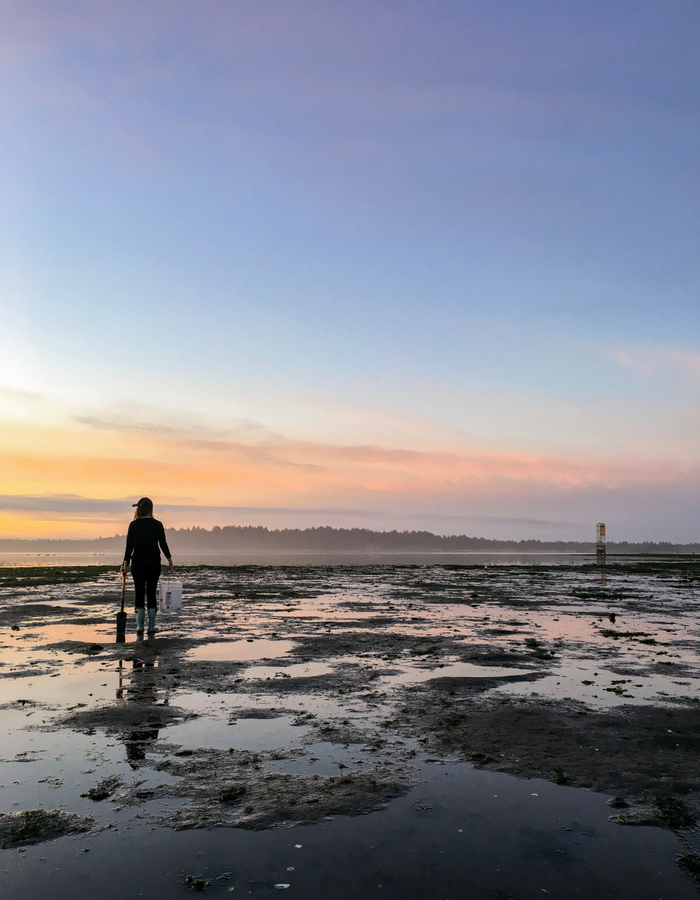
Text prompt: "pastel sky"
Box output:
[[1, 1, 700, 541]]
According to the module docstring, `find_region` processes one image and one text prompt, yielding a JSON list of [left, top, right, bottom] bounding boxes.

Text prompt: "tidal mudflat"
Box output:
[[2, 559, 700, 898]]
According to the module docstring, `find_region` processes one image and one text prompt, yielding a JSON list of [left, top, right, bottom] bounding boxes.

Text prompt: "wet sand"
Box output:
[[1, 559, 700, 897]]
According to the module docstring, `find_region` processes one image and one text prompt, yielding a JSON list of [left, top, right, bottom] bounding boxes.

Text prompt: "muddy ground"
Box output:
[[1, 559, 700, 881]]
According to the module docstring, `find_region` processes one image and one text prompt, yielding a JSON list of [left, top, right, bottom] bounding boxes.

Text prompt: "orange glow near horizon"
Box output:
[[0, 416, 697, 538], [0, 512, 124, 540]]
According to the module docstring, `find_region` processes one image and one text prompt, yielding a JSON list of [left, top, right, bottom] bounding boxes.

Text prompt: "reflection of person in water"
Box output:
[[125, 723, 161, 765], [121, 497, 174, 636], [123, 656, 162, 765], [116, 651, 171, 767]]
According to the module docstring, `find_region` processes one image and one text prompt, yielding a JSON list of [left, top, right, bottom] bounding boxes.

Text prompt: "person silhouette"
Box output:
[[121, 497, 174, 635]]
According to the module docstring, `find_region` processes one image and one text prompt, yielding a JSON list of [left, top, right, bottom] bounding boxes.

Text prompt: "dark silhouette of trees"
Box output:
[[1, 526, 698, 555]]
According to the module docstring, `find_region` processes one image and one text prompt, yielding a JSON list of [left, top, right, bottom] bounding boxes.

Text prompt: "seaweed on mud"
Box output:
[[572, 589, 625, 602], [463, 650, 534, 666], [600, 629, 651, 641], [178, 767, 414, 831], [655, 796, 696, 830], [312, 720, 369, 745], [230, 707, 298, 721], [3, 604, 76, 619], [183, 874, 213, 891], [118, 743, 416, 830], [523, 638, 555, 660], [0, 809, 95, 848], [219, 785, 247, 802], [81, 775, 122, 801], [0, 566, 114, 589], [677, 852, 700, 885], [0, 699, 43, 711], [294, 631, 420, 658]]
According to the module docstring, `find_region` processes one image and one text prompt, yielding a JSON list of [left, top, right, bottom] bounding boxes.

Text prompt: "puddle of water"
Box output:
[[0, 721, 137, 820], [265, 740, 365, 776], [173, 690, 368, 727], [0, 644, 70, 668], [383, 660, 535, 686], [170, 690, 232, 713], [0, 660, 121, 708], [494, 660, 700, 707], [163, 714, 309, 751], [36, 623, 141, 644], [244, 662, 332, 680], [186, 639, 295, 662]]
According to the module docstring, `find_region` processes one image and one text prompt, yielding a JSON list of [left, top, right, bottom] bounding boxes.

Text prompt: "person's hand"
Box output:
[[168, 559, 174, 574]]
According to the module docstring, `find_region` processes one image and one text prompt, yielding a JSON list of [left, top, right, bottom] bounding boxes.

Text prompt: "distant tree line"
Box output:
[[1, 525, 699, 554]]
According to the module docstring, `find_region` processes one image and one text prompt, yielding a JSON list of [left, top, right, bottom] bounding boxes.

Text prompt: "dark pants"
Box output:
[[132, 561, 161, 610]]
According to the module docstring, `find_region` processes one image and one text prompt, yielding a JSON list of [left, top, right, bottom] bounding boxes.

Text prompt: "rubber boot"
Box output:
[[136, 608, 145, 633], [147, 608, 157, 634]]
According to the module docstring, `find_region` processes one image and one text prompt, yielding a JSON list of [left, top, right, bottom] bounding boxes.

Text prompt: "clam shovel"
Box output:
[[116, 568, 127, 639]]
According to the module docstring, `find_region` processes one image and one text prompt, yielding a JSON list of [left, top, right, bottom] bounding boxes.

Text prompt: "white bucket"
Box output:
[[158, 578, 182, 613]]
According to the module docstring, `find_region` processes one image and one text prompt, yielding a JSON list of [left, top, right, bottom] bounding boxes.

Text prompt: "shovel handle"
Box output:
[[120, 567, 126, 612]]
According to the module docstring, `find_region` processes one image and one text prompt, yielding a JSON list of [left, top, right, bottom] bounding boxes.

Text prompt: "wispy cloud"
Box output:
[[66, 401, 671, 490], [72, 412, 321, 471], [66, 421, 665, 491], [0, 494, 127, 513], [0, 385, 44, 403], [0, 494, 375, 518], [607, 346, 700, 383], [73, 410, 274, 443], [2, 410, 698, 513]]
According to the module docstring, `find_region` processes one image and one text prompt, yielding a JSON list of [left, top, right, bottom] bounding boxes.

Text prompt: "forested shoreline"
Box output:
[[0, 525, 697, 555]]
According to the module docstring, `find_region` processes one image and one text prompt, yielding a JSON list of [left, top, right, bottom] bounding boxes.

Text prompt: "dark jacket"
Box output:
[[124, 517, 171, 567]]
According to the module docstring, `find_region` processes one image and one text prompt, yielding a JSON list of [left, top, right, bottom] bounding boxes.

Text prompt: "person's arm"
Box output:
[[158, 522, 174, 573], [122, 522, 134, 573]]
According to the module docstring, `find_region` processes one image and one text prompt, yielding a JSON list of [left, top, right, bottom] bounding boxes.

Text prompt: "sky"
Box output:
[[1, 0, 699, 542]]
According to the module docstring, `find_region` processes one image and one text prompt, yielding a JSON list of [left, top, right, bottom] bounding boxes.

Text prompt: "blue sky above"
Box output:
[[1, 1, 699, 540]]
